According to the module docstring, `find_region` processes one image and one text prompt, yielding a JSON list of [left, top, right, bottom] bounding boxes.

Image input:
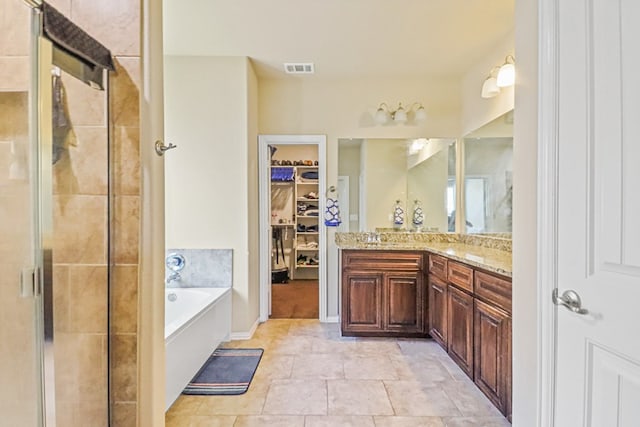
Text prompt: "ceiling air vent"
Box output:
[[284, 63, 315, 74]]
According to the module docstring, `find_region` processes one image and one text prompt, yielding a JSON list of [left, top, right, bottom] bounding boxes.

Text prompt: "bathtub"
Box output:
[[165, 287, 231, 410]]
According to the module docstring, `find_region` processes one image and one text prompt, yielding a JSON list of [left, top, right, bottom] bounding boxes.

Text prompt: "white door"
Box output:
[[554, 0, 640, 424]]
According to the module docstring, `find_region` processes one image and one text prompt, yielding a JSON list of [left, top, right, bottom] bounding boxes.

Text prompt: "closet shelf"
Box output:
[[296, 232, 319, 235], [296, 180, 319, 184], [271, 223, 294, 227], [296, 265, 319, 269]]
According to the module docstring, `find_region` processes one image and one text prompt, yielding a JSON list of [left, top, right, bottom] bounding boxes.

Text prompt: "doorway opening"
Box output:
[[258, 135, 327, 321]]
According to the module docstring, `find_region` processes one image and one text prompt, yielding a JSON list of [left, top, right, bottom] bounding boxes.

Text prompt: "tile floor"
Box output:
[[166, 319, 510, 427]]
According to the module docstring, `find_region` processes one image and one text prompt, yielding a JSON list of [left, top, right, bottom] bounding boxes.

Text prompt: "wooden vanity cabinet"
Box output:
[[474, 298, 512, 419], [427, 253, 512, 419], [427, 273, 448, 348], [447, 284, 474, 378], [341, 250, 427, 337]]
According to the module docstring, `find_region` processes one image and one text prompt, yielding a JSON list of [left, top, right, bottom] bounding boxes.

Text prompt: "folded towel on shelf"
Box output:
[[271, 167, 295, 182], [304, 209, 319, 216], [300, 171, 318, 180]]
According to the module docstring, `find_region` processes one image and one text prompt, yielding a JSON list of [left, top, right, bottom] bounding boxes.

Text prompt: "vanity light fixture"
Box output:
[[496, 55, 516, 87], [481, 66, 501, 98], [375, 102, 427, 125]]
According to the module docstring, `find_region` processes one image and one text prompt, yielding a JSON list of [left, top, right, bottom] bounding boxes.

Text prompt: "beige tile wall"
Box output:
[[51, 0, 142, 424]]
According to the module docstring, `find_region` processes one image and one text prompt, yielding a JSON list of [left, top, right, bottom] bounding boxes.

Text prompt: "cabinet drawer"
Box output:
[[448, 261, 474, 293], [343, 250, 423, 271], [428, 254, 448, 280], [475, 271, 512, 313]]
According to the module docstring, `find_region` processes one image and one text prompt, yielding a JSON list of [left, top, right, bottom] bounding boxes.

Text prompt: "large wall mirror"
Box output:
[[463, 110, 513, 234], [338, 138, 456, 232]]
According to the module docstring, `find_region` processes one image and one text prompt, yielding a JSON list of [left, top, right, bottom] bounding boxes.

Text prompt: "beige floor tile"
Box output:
[[305, 415, 376, 427], [167, 395, 206, 415], [354, 339, 402, 356], [440, 382, 503, 417], [327, 380, 394, 416], [234, 415, 305, 427], [288, 321, 341, 338], [389, 355, 455, 384], [384, 381, 461, 417], [397, 339, 448, 358], [166, 414, 237, 427], [164, 320, 508, 426], [196, 381, 270, 416], [435, 355, 471, 381], [165, 413, 192, 427], [253, 354, 294, 380], [441, 416, 512, 427], [263, 380, 327, 415], [373, 416, 446, 427], [189, 415, 238, 426], [268, 336, 315, 355], [343, 354, 399, 380], [254, 320, 292, 339], [290, 354, 345, 379], [310, 336, 359, 354]]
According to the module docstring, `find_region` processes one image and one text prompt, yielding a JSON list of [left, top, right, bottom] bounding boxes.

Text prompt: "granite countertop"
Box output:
[[335, 232, 512, 278]]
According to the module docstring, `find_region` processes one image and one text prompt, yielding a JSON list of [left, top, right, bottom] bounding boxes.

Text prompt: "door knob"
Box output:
[[552, 288, 588, 315], [155, 140, 177, 156]]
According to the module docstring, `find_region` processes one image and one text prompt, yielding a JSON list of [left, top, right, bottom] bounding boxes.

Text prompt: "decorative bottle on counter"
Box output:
[[393, 200, 404, 229]]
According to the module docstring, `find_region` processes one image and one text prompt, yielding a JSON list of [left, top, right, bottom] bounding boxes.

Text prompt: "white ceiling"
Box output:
[[164, 0, 515, 80]]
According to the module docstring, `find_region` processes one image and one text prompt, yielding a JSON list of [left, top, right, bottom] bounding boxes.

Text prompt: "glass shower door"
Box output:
[[0, 1, 43, 425], [1, 2, 113, 425]]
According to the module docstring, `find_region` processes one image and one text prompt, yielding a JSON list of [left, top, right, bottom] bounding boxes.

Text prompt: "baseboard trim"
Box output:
[[230, 317, 260, 340], [324, 316, 339, 323]]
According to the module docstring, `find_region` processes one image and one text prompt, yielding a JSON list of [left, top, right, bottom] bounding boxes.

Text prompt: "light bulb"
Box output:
[[393, 104, 407, 123], [375, 107, 388, 124], [481, 77, 500, 98], [497, 63, 515, 87], [414, 105, 427, 122]]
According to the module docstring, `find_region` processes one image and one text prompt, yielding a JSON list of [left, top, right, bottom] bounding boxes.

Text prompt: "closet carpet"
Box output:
[[270, 280, 319, 319]]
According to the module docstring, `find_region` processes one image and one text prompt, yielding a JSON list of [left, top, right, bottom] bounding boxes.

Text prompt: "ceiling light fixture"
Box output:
[[481, 66, 501, 99], [375, 102, 427, 125], [496, 55, 516, 87]]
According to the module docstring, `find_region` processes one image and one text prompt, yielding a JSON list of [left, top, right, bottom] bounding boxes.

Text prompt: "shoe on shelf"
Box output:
[[307, 257, 319, 265], [301, 192, 318, 200], [297, 254, 308, 265]]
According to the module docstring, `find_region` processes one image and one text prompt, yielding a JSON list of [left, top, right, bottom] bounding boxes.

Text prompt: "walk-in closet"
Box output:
[[259, 135, 327, 321], [269, 143, 320, 318]]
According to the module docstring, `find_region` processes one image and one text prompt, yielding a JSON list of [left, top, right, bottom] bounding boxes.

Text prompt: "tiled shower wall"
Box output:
[[1, 0, 142, 426], [165, 249, 233, 288]]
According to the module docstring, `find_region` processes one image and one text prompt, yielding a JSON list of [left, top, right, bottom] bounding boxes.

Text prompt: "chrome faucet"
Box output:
[[165, 253, 186, 285], [166, 272, 181, 284]]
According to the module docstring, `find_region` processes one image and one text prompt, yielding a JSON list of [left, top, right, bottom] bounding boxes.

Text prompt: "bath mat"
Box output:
[[182, 348, 264, 395]]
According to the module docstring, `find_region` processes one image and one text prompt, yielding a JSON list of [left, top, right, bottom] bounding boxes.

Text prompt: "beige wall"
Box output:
[[164, 55, 260, 334], [460, 30, 515, 136]]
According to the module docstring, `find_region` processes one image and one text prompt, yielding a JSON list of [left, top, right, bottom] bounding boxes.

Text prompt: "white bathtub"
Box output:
[[165, 287, 231, 410]]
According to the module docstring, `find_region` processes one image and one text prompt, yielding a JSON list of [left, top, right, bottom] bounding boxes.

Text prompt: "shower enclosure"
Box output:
[[1, 1, 116, 425]]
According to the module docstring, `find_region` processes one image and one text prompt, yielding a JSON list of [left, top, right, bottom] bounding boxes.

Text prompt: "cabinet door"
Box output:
[[428, 274, 448, 349], [341, 271, 384, 334], [384, 271, 425, 334], [474, 298, 512, 418], [447, 285, 474, 378]]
